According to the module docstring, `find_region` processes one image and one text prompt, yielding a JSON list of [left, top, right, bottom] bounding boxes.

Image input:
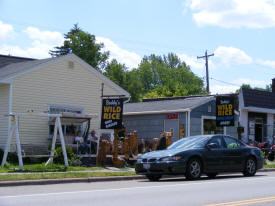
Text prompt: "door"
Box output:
[[164, 119, 179, 141], [204, 135, 226, 172], [223, 136, 244, 171]]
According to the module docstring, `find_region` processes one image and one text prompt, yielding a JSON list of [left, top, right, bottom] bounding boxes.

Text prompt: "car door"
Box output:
[[203, 135, 226, 172], [222, 136, 244, 171]]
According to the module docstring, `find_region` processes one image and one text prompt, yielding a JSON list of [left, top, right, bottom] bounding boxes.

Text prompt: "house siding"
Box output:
[[11, 59, 120, 149], [124, 112, 187, 142], [0, 84, 9, 149]]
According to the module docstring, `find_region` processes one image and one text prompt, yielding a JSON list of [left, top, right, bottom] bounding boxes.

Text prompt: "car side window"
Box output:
[[207, 136, 224, 148], [223, 136, 242, 149]]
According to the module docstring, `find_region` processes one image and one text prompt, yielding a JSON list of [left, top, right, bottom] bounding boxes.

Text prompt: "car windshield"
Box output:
[[167, 135, 211, 150]]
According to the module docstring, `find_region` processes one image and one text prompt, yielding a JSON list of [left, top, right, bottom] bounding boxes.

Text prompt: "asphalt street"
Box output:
[[1, 171, 275, 206]]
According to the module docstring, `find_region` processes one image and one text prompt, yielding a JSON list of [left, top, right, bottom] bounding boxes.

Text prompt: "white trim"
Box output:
[[124, 109, 190, 116], [7, 82, 12, 146], [163, 119, 180, 139], [1, 53, 130, 97], [242, 106, 275, 114], [185, 112, 188, 137]]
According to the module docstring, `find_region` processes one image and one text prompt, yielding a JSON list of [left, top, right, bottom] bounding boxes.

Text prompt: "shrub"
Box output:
[[54, 146, 75, 164]]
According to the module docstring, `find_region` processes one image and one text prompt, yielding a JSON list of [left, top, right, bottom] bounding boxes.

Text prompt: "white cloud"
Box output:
[[0, 41, 56, 59], [96, 37, 141, 69], [0, 27, 64, 59], [24, 27, 64, 46], [185, 0, 275, 28], [211, 84, 239, 94], [178, 53, 204, 69], [215, 46, 252, 66], [232, 78, 266, 87], [256, 59, 275, 69], [0, 21, 14, 41]]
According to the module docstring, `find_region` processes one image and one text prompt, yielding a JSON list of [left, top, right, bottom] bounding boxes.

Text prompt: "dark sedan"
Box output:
[[135, 135, 264, 181]]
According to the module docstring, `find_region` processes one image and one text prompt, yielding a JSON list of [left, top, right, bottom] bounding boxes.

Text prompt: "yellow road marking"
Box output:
[[205, 196, 275, 206]]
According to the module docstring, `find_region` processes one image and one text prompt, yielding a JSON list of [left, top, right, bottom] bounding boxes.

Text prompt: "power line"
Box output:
[[197, 50, 214, 93], [210, 77, 240, 87]]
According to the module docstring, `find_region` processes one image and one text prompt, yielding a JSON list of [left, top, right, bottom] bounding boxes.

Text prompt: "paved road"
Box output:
[[1, 171, 275, 206]]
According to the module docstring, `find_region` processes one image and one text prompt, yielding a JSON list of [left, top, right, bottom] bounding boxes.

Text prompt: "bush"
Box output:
[[54, 146, 75, 164]]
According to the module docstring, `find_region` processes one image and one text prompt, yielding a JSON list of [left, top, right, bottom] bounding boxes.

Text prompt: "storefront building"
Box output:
[[239, 81, 275, 144], [123, 95, 238, 143]]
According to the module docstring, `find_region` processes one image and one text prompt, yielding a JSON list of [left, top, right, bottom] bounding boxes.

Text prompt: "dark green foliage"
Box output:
[[236, 84, 272, 93], [50, 24, 109, 72], [104, 53, 206, 102], [54, 146, 75, 164]]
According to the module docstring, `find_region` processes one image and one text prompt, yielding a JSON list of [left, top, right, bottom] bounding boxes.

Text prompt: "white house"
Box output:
[[0, 53, 130, 154], [239, 79, 275, 144]]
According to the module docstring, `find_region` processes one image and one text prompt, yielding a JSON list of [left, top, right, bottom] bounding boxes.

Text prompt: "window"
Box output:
[[203, 119, 223, 134], [208, 104, 212, 113], [48, 104, 84, 137], [207, 136, 224, 148], [223, 136, 242, 149]]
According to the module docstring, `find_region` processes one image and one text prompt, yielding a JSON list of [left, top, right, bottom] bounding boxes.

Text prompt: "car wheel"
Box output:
[[186, 158, 202, 180], [243, 157, 256, 177], [146, 174, 162, 181], [206, 173, 218, 179]]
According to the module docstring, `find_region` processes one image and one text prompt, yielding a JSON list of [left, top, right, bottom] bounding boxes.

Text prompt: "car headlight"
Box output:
[[137, 158, 142, 163], [159, 155, 182, 162]]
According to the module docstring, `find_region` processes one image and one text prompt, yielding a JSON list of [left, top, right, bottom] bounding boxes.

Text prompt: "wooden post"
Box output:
[[1, 117, 15, 167], [57, 117, 69, 168], [14, 116, 24, 170], [45, 118, 58, 166], [113, 129, 118, 159]]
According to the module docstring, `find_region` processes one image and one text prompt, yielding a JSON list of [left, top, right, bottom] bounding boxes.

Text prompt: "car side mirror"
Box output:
[[207, 143, 218, 150]]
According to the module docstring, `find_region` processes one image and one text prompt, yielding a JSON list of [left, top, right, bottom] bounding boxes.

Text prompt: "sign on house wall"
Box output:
[[216, 96, 234, 127], [101, 98, 124, 129]]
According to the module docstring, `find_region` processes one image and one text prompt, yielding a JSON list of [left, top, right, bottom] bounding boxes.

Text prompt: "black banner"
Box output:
[[101, 98, 123, 129], [216, 96, 234, 127]]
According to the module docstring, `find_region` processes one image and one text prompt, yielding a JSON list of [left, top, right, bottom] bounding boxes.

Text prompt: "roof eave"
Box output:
[[123, 108, 191, 116]]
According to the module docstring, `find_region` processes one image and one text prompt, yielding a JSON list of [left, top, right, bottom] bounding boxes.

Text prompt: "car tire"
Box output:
[[206, 173, 218, 179], [186, 158, 202, 180], [146, 174, 162, 181], [243, 157, 256, 177]]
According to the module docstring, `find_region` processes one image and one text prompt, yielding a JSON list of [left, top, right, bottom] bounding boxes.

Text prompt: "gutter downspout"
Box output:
[[187, 109, 191, 136]]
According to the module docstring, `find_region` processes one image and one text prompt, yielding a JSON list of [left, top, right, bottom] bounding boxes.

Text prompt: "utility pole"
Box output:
[[197, 50, 214, 93]]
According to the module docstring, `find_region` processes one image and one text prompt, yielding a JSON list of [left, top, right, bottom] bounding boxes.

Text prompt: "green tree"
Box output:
[[50, 24, 109, 71], [236, 83, 271, 93], [139, 53, 205, 98]]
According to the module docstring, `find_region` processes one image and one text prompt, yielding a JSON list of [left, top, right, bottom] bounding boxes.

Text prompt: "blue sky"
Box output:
[[1, 0, 275, 94]]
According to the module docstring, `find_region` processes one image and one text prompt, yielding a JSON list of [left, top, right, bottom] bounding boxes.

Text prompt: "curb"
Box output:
[[259, 168, 275, 172], [1, 168, 275, 187], [0, 175, 146, 187]]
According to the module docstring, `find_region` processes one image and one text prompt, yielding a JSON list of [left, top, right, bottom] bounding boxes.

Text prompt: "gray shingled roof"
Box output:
[[124, 96, 214, 114], [0, 54, 35, 69], [242, 88, 275, 109], [0, 57, 52, 80]]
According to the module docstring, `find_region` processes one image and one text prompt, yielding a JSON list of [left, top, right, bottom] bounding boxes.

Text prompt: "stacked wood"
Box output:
[[165, 132, 173, 147], [122, 137, 130, 160], [129, 131, 138, 155], [112, 157, 125, 168], [152, 138, 159, 151], [97, 139, 108, 167], [105, 141, 112, 155]]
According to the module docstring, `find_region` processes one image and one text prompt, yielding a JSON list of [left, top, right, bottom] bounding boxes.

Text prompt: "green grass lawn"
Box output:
[[0, 171, 136, 181], [0, 163, 103, 173]]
